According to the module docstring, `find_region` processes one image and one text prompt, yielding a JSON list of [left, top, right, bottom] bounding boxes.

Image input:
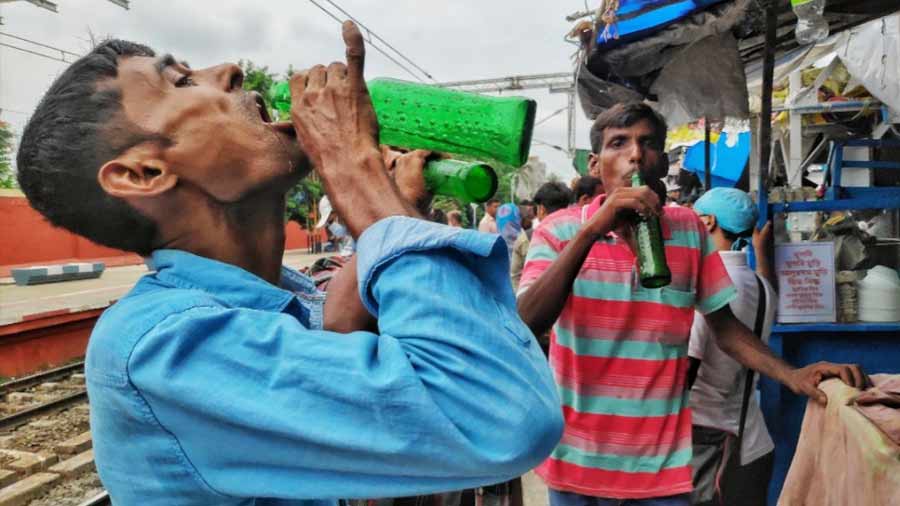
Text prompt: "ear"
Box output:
[[587, 153, 601, 176], [703, 214, 718, 234], [97, 157, 177, 199]]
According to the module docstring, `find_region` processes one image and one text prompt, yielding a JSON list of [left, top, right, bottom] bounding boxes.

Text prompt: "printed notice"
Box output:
[[775, 242, 836, 323]]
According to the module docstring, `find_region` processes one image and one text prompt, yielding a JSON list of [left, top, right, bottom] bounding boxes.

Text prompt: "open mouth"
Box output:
[[252, 92, 272, 123]]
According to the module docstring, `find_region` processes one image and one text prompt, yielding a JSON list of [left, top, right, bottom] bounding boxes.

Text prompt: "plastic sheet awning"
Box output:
[[682, 130, 751, 188], [595, 0, 730, 49]]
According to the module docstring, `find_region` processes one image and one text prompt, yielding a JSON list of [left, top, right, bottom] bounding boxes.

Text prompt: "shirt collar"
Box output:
[[584, 194, 672, 240], [147, 249, 298, 313]]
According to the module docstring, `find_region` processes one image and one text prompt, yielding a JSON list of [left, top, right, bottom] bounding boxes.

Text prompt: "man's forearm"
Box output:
[[319, 148, 418, 239], [323, 256, 378, 333], [704, 306, 793, 384], [517, 230, 597, 336]]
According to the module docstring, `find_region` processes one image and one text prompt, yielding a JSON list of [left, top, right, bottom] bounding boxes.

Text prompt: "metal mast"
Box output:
[[437, 72, 576, 156]]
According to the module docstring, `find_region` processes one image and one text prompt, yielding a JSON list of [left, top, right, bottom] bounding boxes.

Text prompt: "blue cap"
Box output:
[[694, 188, 758, 234]]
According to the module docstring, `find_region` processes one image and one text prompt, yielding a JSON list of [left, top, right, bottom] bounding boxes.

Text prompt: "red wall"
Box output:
[[1, 191, 321, 276]]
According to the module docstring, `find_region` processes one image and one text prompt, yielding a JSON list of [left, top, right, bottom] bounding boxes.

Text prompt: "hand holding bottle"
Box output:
[[288, 21, 379, 172], [381, 147, 433, 213], [583, 182, 660, 240], [288, 21, 412, 237]]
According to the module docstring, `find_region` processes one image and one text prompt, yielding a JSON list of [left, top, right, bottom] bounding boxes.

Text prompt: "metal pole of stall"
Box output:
[[704, 117, 712, 190], [757, 3, 777, 228]]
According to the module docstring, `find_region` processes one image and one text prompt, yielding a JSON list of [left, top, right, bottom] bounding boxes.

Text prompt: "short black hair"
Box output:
[[17, 40, 168, 256], [575, 175, 602, 202], [589, 102, 667, 154], [533, 182, 572, 215], [487, 198, 501, 205]]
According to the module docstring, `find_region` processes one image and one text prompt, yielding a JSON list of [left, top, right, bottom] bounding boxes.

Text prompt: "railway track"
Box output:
[[0, 362, 85, 398], [0, 361, 88, 432], [0, 399, 99, 505], [0, 390, 88, 432], [76, 491, 110, 506]]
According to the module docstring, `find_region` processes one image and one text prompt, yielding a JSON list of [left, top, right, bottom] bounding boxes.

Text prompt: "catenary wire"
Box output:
[[307, 0, 427, 83], [320, 0, 436, 82]]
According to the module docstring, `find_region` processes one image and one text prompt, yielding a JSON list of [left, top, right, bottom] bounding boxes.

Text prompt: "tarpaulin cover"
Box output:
[[682, 130, 751, 188], [579, 0, 751, 123], [595, 0, 731, 49], [746, 13, 900, 114]]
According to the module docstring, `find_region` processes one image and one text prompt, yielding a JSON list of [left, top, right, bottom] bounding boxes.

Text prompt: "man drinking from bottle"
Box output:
[[516, 102, 867, 506], [15, 21, 562, 506]]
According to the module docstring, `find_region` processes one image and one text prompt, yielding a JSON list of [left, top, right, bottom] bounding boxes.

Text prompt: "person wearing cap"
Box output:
[[316, 195, 355, 256], [687, 188, 776, 506]]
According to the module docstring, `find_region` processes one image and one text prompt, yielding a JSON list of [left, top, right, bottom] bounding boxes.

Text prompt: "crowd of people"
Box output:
[[14, 20, 869, 506]]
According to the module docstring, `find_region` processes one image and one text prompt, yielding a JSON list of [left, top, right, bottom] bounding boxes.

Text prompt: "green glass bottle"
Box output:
[[422, 159, 498, 204], [267, 78, 536, 167], [631, 172, 671, 289]]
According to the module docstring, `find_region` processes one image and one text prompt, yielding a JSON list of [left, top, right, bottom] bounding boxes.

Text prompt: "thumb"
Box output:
[[812, 387, 829, 406]]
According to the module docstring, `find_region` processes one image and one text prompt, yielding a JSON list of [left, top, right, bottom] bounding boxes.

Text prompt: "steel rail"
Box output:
[[0, 361, 85, 397], [76, 491, 111, 506], [0, 389, 87, 431]]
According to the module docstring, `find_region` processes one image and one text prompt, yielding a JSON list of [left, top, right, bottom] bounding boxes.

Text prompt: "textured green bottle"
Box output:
[[267, 78, 537, 167], [631, 172, 671, 289], [422, 159, 498, 204]]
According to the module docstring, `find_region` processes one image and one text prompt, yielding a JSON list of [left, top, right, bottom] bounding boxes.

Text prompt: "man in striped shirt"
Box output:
[[517, 103, 867, 506]]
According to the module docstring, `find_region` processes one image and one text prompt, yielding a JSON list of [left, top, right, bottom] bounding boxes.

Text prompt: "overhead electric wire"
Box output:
[[532, 139, 567, 152], [534, 106, 568, 127], [307, 0, 432, 83], [320, 0, 435, 82], [0, 31, 80, 58], [0, 41, 72, 63]]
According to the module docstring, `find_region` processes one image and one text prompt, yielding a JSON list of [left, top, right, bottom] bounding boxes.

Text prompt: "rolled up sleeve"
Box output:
[[128, 216, 562, 500]]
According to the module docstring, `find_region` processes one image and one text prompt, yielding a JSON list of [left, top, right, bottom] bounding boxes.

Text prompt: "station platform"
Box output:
[[0, 250, 329, 326], [0, 250, 328, 377]]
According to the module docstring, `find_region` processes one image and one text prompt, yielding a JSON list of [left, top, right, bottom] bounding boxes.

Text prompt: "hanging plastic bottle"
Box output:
[[791, 0, 829, 45]]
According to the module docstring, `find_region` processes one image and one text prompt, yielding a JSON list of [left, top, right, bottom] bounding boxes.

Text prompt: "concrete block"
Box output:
[[54, 431, 92, 455], [27, 420, 55, 430], [11, 263, 104, 286], [69, 374, 86, 384], [0, 472, 60, 506], [0, 450, 57, 477], [70, 405, 90, 416], [5, 394, 33, 405], [36, 383, 61, 392], [0, 471, 15, 489], [47, 450, 93, 478]]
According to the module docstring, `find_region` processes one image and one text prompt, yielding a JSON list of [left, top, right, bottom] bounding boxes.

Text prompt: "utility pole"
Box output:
[[437, 72, 577, 156]]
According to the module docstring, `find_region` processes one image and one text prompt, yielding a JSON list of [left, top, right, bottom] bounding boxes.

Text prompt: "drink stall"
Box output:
[[569, 1, 900, 503]]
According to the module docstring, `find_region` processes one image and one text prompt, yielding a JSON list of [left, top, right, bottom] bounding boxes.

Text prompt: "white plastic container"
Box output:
[[856, 266, 900, 322]]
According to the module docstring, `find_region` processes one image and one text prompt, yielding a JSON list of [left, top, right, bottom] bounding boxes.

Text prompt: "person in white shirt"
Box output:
[[478, 198, 500, 233], [688, 188, 776, 506]]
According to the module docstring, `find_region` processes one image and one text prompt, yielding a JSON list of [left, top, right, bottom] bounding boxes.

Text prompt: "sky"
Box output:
[[0, 0, 592, 181]]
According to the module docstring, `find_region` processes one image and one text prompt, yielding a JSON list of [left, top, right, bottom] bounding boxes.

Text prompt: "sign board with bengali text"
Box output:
[[775, 241, 836, 323]]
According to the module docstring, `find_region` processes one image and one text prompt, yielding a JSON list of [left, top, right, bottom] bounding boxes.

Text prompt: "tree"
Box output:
[[238, 59, 276, 97], [0, 120, 16, 189]]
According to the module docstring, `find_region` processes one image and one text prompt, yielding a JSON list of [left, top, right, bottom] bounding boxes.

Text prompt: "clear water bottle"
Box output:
[[792, 0, 829, 45]]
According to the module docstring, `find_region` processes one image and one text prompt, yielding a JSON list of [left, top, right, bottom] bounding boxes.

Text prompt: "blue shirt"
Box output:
[[86, 217, 563, 506]]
